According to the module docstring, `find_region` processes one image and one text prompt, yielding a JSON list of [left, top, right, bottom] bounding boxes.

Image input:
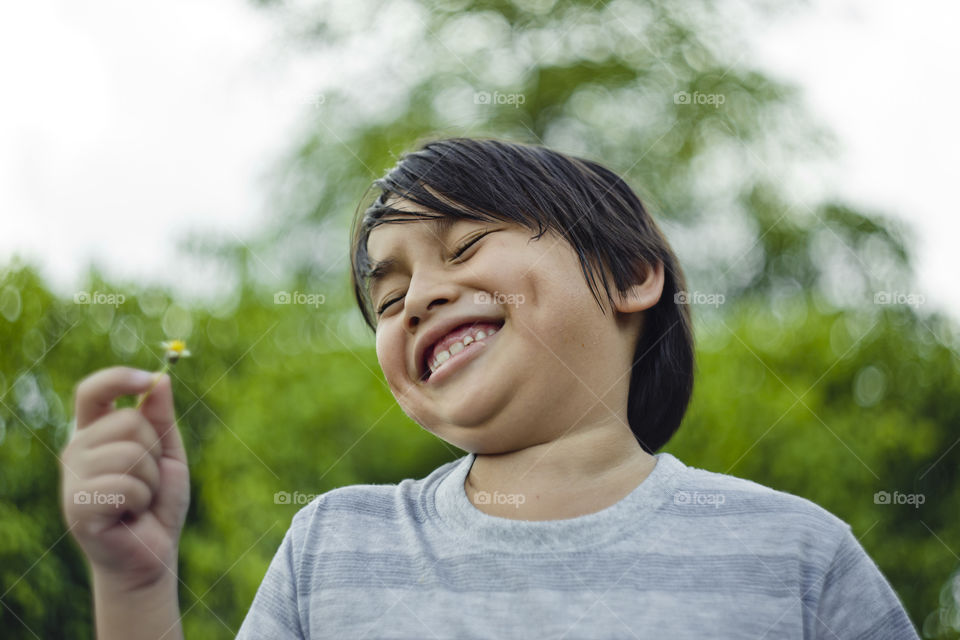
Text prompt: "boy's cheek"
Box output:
[[376, 329, 419, 391], [374, 326, 386, 358], [375, 330, 400, 379]]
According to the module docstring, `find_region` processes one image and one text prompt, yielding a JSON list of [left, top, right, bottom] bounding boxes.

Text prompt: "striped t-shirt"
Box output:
[[236, 451, 920, 639]]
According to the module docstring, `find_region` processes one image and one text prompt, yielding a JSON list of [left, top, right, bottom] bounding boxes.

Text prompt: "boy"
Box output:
[[61, 138, 920, 638]]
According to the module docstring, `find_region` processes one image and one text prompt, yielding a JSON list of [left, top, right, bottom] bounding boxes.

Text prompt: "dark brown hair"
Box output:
[[349, 137, 694, 453]]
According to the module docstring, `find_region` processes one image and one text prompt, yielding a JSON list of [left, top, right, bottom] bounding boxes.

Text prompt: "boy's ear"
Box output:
[[611, 260, 665, 314]]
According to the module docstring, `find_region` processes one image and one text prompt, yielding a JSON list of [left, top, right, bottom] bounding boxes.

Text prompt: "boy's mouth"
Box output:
[[419, 318, 505, 383]]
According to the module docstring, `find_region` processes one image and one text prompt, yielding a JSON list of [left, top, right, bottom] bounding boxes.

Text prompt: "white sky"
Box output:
[[1, 0, 957, 319], [751, 0, 960, 320], [0, 0, 331, 306]]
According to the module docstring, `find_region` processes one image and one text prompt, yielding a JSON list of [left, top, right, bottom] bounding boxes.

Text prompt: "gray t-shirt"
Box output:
[[236, 452, 920, 639]]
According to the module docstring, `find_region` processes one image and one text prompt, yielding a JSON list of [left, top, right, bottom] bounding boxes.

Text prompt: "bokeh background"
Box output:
[[1, 0, 959, 638]]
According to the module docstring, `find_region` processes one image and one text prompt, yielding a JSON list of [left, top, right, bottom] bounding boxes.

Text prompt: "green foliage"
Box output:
[[675, 296, 960, 636]]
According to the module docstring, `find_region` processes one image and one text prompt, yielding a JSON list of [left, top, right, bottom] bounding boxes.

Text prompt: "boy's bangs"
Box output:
[[352, 174, 549, 324], [363, 180, 532, 232]]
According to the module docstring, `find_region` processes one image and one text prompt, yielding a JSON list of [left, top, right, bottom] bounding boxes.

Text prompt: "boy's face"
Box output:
[[365, 199, 653, 454]]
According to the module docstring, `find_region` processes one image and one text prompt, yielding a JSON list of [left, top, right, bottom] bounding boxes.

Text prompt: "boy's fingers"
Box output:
[[78, 440, 162, 496], [75, 367, 157, 430], [137, 374, 187, 465], [72, 408, 163, 463]]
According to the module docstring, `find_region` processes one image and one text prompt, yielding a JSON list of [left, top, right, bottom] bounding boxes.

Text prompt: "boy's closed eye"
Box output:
[[375, 229, 495, 316]]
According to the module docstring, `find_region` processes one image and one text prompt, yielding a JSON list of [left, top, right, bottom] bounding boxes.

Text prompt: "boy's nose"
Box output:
[[406, 296, 451, 329], [402, 273, 459, 328]]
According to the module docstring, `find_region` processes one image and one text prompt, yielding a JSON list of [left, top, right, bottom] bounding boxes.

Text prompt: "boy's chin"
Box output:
[[422, 418, 539, 456], [432, 435, 520, 457]]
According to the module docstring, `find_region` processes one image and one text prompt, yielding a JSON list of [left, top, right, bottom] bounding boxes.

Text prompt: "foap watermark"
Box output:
[[673, 490, 726, 508], [274, 491, 319, 505], [73, 290, 126, 307], [674, 91, 725, 108], [474, 490, 526, 509], [474, 291, 525, 308], [674, 290, 725, 308], [301, 93, 326, 109], [873, 291, 925, 308], [874, 491, 925, 509], [474, 90, 526, 108], [74, 490, 126, 507], [274, 291, 326, 308]]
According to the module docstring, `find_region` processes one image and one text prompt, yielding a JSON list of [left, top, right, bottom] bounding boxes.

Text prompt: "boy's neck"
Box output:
[[463, 428, 657, 521]]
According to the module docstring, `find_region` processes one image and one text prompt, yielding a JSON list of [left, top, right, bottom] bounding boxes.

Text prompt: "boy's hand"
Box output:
[[61, 366, 190, 591]]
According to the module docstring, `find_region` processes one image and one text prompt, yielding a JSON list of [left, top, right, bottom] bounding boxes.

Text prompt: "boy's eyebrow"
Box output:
[[366, 257, 399, 292], [365, 216, 459, 292]]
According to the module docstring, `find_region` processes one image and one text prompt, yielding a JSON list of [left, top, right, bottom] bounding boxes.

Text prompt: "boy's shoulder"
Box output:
[[665, 454, 854, 551], [287, 455, 464, 529], [675, 458, 844, 517]]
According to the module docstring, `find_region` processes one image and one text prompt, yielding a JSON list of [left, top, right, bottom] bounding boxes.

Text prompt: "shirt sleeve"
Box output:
[[813, 524, 920, 640], [235, 524, 306, 639]]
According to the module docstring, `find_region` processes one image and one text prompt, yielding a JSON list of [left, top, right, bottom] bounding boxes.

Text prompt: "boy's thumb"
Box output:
[[138, 374, 186, 463]]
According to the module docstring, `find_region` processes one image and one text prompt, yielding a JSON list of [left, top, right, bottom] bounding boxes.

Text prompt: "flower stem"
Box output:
[[134, 362, 170, 410]]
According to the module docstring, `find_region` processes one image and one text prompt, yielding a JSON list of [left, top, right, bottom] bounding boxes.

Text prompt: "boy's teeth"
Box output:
[[428, 324, 500, 376]]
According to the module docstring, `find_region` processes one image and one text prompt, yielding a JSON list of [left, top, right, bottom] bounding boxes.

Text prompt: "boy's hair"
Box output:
[[349, 137, 694, 453]]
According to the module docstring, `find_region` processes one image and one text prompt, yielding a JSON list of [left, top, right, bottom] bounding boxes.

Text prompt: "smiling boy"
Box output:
[[366, 198, 665, 521], [62, 137, 920, 639]]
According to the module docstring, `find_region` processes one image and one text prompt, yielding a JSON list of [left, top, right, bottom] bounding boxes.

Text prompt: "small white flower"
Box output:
[[161, 339, 191, 364]]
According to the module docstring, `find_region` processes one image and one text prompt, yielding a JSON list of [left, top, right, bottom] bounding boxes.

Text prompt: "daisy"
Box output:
[[135, 339, 191, 409], [161, 339, 191, 364]]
